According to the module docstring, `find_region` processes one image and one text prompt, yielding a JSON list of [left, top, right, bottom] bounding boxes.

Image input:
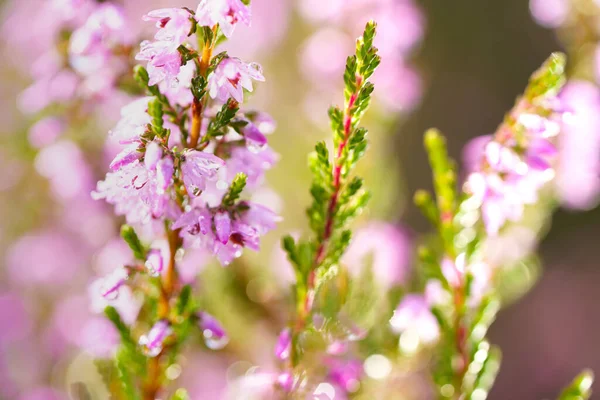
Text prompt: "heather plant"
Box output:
[[1, 1, 598, 399], [93, 3, 594, 399]]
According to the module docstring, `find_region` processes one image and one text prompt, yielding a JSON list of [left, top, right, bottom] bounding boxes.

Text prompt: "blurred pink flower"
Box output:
[[390, 294, 439, 345], [28, 117, 65, 149], [342, 222, 412, 289], [529, 0, 569, 28], [6, 231, 84, 287], [79, 317, 120, 358], [34, 140, 95, 201], [556, 80, 600, 209]]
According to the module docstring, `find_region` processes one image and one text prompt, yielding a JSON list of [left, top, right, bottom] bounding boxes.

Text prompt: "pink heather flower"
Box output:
[[241, 122, 268, 152], [390, 295, 439, 345], [198, 312, 229, 350], [89, 280, 141, 325], [136, 39, 183, 86], [207, 57, 265, 103], [275, 328, 291, 360], [214, 210, 232, 244], [92, 160, 179, 226], [181, 150, 226, 196], [139, 320, 172, 357], [69, 3, 130, 79], [173, 207, 213, 236], [143, 8, 193, 46], [464, 101, 562, 235], [342, 222, 411, 289], [175, 202, 279, 266], [109, 97, 152, 144], [145, 249, 165, 277], [98, 267, 129, 300], [156, 156, 175, 194], [226, 146, 278, 188], [195, 0, 251, 38], [144, 141, 163, 170], [109, 144, 142, 171]]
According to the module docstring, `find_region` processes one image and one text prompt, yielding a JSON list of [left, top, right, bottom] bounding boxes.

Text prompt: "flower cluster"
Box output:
[[465, 71, 566, 235], [91, 1, 279, 398]]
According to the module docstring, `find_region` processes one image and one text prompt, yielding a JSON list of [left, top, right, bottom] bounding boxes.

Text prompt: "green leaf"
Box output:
[[176, 285, 194, 315], [120, 225, 147, 261], [525, 52, 567, 100], [104, 306, 135, 348], [558, 370, 594, 400], [115, 350, 141, 400], [207, 99, 239, 137], [222, 173, 247, 207], [191, 76, 207, 100]]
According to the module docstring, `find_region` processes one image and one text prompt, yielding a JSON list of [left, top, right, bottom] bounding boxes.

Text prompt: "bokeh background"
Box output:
[[1, 0, 599, 399]]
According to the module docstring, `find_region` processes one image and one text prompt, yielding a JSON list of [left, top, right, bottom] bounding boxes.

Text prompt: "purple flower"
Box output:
[[98, 267, 129, 300], [144, 141, 163, 170], [275, 328, 291, 360], [143, 8, 193, 46], [195, 0, 251, 38], [93, 160, 179, 226], [207, 57, 265, 103], [145, 249, 165, 277], [136, 40, 183, 86], [241, 122, 268, 152], [198, 312, 229, 350], [214, 210, 232, 244], [173, 207, 213, 235], [139, 320, 172, 357], [240, 202, 281, 235], [390, 294, 439, 346], [69, 4, 130, 80], [109, 144, 142, 171], [327, 358, 362, 393], [156, 156, 174, 194], [181, 150, 225, 196], [226, 146, 278, 188], [109, 97, 152, 145]]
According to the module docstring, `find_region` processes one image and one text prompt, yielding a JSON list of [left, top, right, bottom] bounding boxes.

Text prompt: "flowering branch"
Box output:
[[93, 1, 279, 398], [408, 53, 595, 399]]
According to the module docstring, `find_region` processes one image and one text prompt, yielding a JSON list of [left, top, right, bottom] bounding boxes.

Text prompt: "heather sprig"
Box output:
[[280, 21, 380, 394], [93, 1, 278, 398], [411, 53, 593, 399]]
